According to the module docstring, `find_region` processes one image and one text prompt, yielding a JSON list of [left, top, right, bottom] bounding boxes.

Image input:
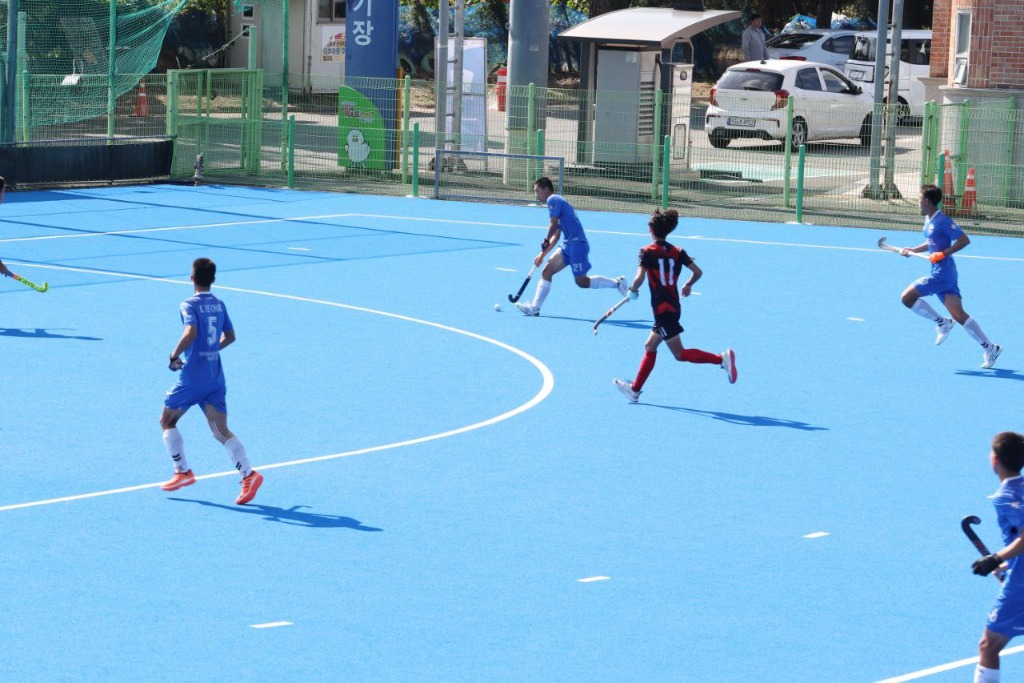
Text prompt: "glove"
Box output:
[[930, 251, 946, 264], [169, 356, 184, 371], [973, 553, 1003, 576], [628, 288, 638, 301], [541, 238, 551, 251]]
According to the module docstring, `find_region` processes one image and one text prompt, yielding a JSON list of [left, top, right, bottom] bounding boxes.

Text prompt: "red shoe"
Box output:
[[161, 470, 196, 492], [236, 470, 263, 505]]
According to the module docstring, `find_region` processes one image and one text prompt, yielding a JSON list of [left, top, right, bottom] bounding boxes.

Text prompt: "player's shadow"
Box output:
[[642, 404, 828, 431], [167, 498, 382, 531], [0, 327, 102, 341], [540, 315, 652, 331], [956, 368, 1024, 382]]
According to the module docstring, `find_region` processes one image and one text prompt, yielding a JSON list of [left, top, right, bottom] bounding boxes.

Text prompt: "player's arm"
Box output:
[[681, 260, 702, 297], [219, 328, 236, 350], [535, 220, 561, 266], [169, 324, 196, 369], [942, 233, 970, 258], [627, 265, 646, 299], [0, 258, 11, 278], [974, 527, 1024, 576], [901, 241, 929, 257]]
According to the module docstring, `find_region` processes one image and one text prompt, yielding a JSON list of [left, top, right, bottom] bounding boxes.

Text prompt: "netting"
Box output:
[[0, 0, 187, 130]]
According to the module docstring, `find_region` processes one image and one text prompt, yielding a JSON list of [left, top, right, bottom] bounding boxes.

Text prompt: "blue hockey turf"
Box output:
[[2, 184, 1023, 682]]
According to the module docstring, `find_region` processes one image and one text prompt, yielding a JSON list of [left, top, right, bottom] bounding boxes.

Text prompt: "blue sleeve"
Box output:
[[222, 306, 233, 333], [547, 196, 563, 221], [180, 300, 196, 327]]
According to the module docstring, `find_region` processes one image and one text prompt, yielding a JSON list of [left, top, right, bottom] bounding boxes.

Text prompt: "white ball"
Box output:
[[494, 303, 502, 312]]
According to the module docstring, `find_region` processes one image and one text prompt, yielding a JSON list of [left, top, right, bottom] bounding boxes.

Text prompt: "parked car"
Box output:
[[765, 30, 857, 69], [844, 29, 932, 122], [705, 59, 875, 151]]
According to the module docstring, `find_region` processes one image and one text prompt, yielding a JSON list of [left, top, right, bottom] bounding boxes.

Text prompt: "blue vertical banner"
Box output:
[[345, 0, 400, 168]]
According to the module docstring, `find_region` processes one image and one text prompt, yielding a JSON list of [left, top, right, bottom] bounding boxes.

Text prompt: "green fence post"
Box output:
[[19, 69, 28, 143], [527, 82, 536, 186], [956, 99, 970, 197], [937, 150, 946, 210], [1005, 97, 1016, 207], [795, 144, 806, 224], [783, 96, 794, 208], [287, 114, 296, 189], [536, 128, 544, 157], [652, 89, 663, 200], [106, 0, 117, 141], [661, 135, 671, 210], [412, 122, 420, 198], [919, 101, 933, 188], [401, 75, 411, 183]]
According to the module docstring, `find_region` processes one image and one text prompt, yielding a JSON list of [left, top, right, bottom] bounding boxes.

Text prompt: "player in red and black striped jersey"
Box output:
[[613, 209, 736, 403]]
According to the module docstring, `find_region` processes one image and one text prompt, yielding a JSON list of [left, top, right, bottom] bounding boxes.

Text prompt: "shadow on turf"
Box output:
[[0, 327, 102, 340], [537, 315, 652, 331], [168, 498, 382, 530], [956, 368, 1024, 381], [641, 404, 828, 431]]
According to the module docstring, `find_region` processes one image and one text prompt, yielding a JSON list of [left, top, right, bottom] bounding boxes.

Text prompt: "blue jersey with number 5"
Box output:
[[179, 292, 232, 386]]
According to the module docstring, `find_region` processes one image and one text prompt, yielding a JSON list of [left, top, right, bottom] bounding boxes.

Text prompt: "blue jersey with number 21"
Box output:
[[179, 292, 232, 387]]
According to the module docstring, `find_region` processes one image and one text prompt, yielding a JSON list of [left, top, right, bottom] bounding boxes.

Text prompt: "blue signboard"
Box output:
[[345, 0, 400, 169]]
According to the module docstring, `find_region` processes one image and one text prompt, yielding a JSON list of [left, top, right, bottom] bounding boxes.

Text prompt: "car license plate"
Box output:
[[848, 69, 865, 80], [727, 117, 756, 127]]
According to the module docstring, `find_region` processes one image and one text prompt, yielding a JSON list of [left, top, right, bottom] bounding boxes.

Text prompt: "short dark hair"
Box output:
[[534, 177, 554, 193], [993, 431, 1024, 473], [750, 12, 761, 21], [192, 257, 217, 287], [921, 184, 943, 206], [649, 208, 679, 239]]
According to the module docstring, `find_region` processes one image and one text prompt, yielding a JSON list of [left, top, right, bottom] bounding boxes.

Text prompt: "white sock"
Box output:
[[910, 298, 943, 323], [586, 275, 618, 289], [975, 664, 999, 682], [223, 437, 252, 478], [963, 317, 993, 348], [162, 428, 190, 473], [533, 279, 552, 309]]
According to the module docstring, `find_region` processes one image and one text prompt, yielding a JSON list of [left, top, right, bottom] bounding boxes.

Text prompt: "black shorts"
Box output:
[[653, 311, 683, 340]]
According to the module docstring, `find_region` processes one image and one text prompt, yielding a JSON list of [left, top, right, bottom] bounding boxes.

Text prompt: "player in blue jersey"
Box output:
[[514, 177, 628, 316], [158, 258, 263, 505], [899, 184, 1000, 368], [971, 431, 1024, 683], [613, 208, 735, 403]]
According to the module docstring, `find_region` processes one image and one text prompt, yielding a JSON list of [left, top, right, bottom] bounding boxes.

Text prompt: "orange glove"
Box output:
[[930, 251, 946, 264]]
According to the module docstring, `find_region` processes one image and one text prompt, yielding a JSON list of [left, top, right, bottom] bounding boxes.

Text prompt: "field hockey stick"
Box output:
[[10, 272, 49, 293], [593, 295, 631, 335], [878, 237, 931, 260], [962, 515, 1006, 583], [508, 264, 537, 303]]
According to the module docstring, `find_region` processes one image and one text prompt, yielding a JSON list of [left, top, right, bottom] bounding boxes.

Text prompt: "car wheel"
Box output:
[[884, 98, 909, 125], [709, 130, 730, 149], [790, 119, 808, 151], [859, 114, 873, 146]]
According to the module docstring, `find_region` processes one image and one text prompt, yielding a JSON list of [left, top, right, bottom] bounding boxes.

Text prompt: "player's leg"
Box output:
[[562, 241, 622, 292], [944, 292, 1001, 367], [977, 627, 1010, 681], [202, 397, 263, 504], [518, 249, 566, 314], [902, 279, 954, 344], [665, 332, 736, 383], [159, 384, 197, 490]]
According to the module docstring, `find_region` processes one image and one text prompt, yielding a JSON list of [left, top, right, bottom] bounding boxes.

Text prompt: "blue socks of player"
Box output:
[[163, 428, 190, 474]]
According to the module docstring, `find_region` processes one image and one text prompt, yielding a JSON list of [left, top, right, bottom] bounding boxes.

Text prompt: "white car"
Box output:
[[765, 30, 857, 69], [705, 60, 875, 151]]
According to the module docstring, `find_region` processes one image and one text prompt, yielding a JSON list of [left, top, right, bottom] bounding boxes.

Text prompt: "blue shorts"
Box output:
[[986, 588, 1024, 638], [913, 275, 961, 302], [561, 241, 591, 277], [164, 380, 227, 414]]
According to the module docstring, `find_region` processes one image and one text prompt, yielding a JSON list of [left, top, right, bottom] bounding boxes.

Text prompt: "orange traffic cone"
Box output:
[[132, 81, 149, 117], [942, 149, 957, 211], [959, 167, 978, 216]]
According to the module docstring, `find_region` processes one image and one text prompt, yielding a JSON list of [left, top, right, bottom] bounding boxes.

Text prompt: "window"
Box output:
[[825, 35, 854, 56], [900, 39, 930, 66], [796, 68, 822, 91], [851, 36, 875, 61], [241, 4, 254, 19], [318, 0, 346, 22], [821, 69, 849, 93], [954, 11, 970, 85]]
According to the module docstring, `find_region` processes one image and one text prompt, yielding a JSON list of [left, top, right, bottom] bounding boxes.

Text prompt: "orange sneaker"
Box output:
[[236, 470, 263, 505], [161, 470, 196, 492]]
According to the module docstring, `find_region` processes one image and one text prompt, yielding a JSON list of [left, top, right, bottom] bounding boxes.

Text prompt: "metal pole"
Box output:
[[401, 75, 411, 183], [1004, 97, 1015, 207], [248, 25, 259, 69], [865, 0, 891, 198], [651, 89, 662, 200], [795, 144, 806, 223], [451, 0, 465, 151], [3, 0, 18, 144], [107, 0, 117, 141], [16, 11, 26, 142], [526, 82, 536, 186], [287, 114, 296, 188], [783, 96, 794, 207], [919, 101, 933, 188], [435, 0, 449, 151], [882, 0, 904, 197]]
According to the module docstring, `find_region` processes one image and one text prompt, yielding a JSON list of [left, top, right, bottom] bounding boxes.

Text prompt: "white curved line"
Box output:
[[0, 265, 554, 512]]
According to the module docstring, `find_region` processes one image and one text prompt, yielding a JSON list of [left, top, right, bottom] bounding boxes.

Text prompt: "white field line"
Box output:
[[874, 644, 1024, 682], [0, 263, 554, 513]]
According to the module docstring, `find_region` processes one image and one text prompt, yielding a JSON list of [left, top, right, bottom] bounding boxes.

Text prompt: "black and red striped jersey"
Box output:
[[638, 240, 693, 315]]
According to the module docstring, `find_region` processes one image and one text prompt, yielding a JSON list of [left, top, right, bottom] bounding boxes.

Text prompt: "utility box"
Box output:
[[594, 49, 659, 164]]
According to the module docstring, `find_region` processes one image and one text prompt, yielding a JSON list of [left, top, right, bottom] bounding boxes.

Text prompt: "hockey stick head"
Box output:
[[961, 515, 982, 533]]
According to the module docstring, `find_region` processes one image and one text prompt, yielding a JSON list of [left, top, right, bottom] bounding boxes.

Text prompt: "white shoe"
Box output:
[[721, 349, 737, 384], [935, 317, 954, 345], [615, 276, 628, 297], [515, 302, 539, 317], [613, 378, 640, 403], [982, 344, 1002, 369]]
